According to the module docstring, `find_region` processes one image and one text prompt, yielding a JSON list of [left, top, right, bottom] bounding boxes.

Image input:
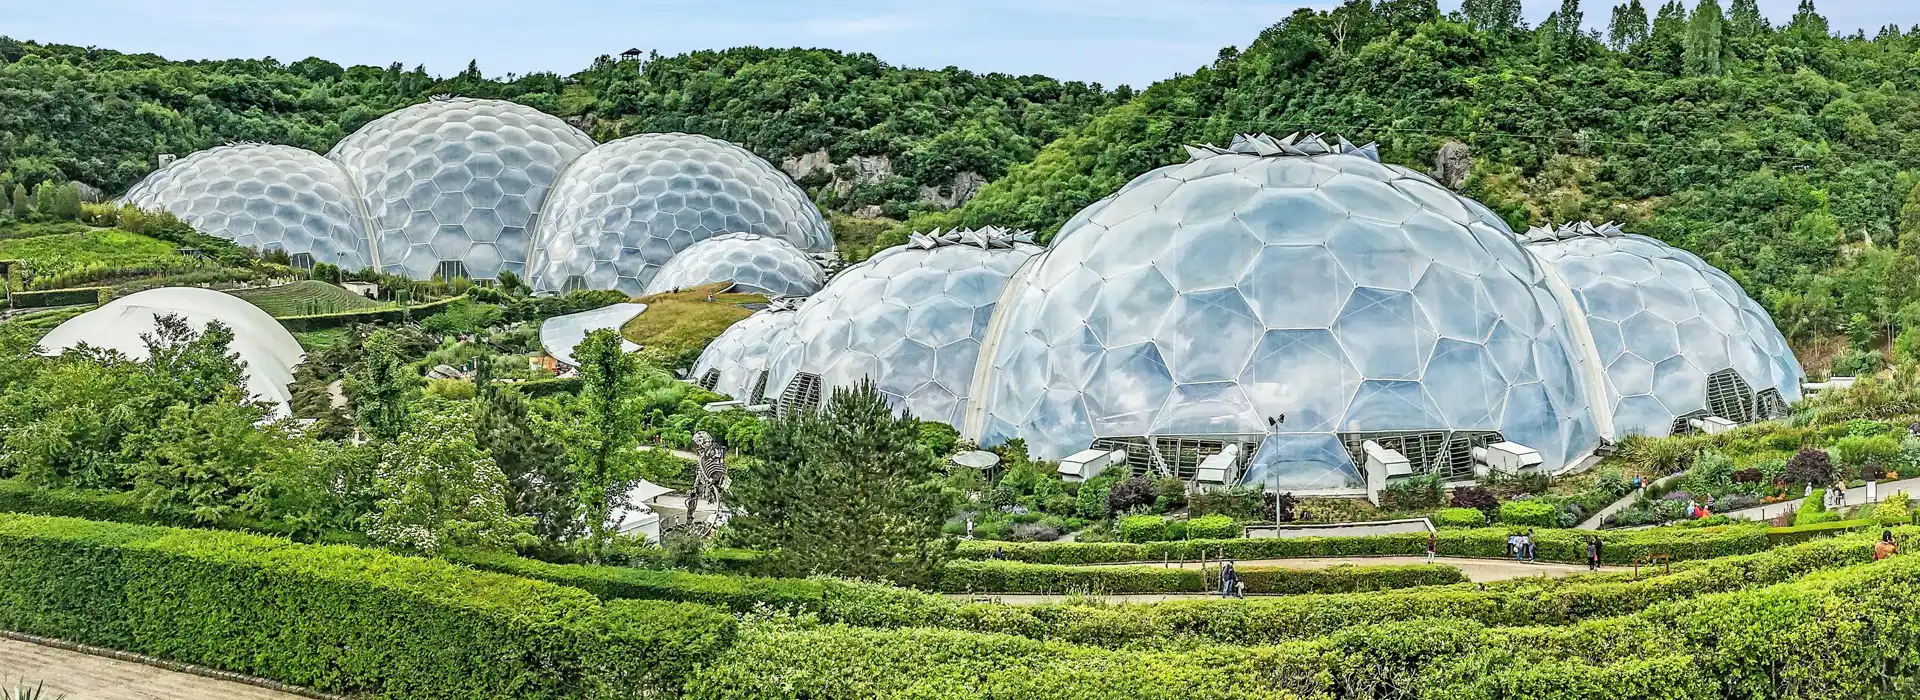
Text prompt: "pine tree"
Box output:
[[1684, 0, 1726, 76], [1728, 0, 1766, 36], [1647, 0, 1689, 71], [1608, 0, 1650, 49], [1556, 0, 1585, 38], [7, 185, 24, 219], [727, 380, 956, 585]]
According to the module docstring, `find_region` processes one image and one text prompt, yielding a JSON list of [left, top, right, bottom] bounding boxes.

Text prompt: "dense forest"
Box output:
[[5, 0, 1920, 368], [905, 0, 1920, 372], [0, 40, 1116, 216]]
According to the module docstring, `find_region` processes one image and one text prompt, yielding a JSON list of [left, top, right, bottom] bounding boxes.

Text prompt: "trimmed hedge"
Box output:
[[1498, 499, 1558, 526], [1766, 518, 1876, 545], [0, 478, 367, 545], [446, 547, 823, 612], [1184, 514, 1241, 540], [695, 552, 1920, 699], [954, 524, 1774, 567], [517, 376, 585, 398], [935, 559, 1465, 595], [7, 285, 103, 308], [0, 513, 735, 698], [276, 294, 465, 331]]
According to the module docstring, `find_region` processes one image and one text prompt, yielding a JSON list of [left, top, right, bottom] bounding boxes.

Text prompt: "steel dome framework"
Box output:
[[640, 233, 826, 298], [120, 144, 373, 270]]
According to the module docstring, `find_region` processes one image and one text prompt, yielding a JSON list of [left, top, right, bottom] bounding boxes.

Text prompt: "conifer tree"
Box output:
[[1728, 0, 1766, 36], [728, 379, 956, 586]]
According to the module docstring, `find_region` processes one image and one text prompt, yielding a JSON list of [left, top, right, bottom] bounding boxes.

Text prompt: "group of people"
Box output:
[[1219, 560, 1246, 598], [1506, 530, 1538, 562]]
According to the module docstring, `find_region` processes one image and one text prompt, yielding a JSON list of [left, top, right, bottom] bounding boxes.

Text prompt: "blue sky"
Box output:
[[1, 1, 1912, 88]]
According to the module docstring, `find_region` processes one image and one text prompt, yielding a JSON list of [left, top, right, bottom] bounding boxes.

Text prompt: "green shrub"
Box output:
[[1796, 489, 1830, 527], [1434, 507, 1488, 528], [446, 547, 824, 612], [1498, 500, 1558, 527], [1766, 518, 1874, 545], [276, 294, 467, 331], [1117, 514, 1168, 543], [1878, 490, 1913, 527], [1184, 514, 1240, 540], [6, 285, 103, 308], [0, 513, 734, 698]]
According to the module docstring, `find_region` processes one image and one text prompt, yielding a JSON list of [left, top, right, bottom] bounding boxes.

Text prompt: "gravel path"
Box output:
[[0, 637, 308, 700]]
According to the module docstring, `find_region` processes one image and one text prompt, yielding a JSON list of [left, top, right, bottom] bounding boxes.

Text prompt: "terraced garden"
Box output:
[[231, 280, 392, 317]]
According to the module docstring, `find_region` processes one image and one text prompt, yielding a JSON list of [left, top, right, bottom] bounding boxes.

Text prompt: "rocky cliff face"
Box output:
[[782, 149, 984, 215]]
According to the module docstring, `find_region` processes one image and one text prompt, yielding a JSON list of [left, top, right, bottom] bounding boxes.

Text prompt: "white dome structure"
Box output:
[[972, 134, 1601, 489], [763, 228, 1040, 427], [37, 287, 305, 416], [328, 97, 596, 281], [1523, 222, 1804, 436], [690, 298, 804, 403], [641, 233, 825, 297], [120, 144, 373, 270], [527, 133, 833, 294]]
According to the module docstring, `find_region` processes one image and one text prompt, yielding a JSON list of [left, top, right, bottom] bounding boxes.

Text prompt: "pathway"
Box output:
[[1577, 471, 1687, 530], [1080, 555, 1617, 582], [1720, 476, 1920, 522], [0, 637, 308, 700]]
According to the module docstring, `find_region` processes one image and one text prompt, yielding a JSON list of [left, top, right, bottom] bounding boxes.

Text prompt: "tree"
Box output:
[[123, 400, 276, 523], [473, 359, 580, 545], [727, 380, 956, 585], [344, 330, 417, 441], [553, 329, 647, 556], [1727, 0, 1767, 36], [1461, 0, 1522, 34], [1788, 0, 1828, 37], [1683, 0, 1725, 76], [1607, 0, 1650, 50], [140, 315, 246, 408], [363, 398, 529, 553], [9, 185, 27, 219]]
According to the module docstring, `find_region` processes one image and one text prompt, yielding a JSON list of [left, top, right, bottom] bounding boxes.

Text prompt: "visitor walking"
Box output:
[[1221, 561, 1239, 599], [1426, 532, 1437, 564], [1585, 538, 1600, 571], [1507, 533, 1520, 560], [1524, 530, 1536, 563], [1875, 531, 1899, 561], [1835, 481, 1849, 509]]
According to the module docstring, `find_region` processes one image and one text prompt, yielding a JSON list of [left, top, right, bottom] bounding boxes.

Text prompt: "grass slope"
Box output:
[[622, 282, 762, 361], [232, 280, 389, 317], [0, 227, 188, 278]]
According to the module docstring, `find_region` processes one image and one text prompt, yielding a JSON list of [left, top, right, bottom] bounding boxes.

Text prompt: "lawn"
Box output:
[[0, 227, 195, 284], [232, 280, 391, 317], [622, 282, 762, 363]]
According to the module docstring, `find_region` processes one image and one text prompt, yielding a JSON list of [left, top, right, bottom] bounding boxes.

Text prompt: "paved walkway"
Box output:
[[0, 637, 306, 700], [1577, 472, 1687, 530], [1721, 476, 1920, 522]]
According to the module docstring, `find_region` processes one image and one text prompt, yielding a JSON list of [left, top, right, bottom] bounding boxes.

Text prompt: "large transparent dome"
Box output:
[[37, 287, 305, 416], [120, 144, 373, 270], [974, 134, 1600, 489], [1524, 222, 1804, 436], [641, 232, 825, 297], [527, 133, 833, 294], [764, 228, 1040, 427], [690, 299, 803, 403], [328, 97, 596, 281]]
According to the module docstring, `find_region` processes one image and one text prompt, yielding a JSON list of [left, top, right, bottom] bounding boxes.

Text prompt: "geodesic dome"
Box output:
[[972, 134, 1601, 490], [36, 287, 305, 416], [328, 96, 596, 281], [641, 232, 825, 297], [526, 133, 833, 294], [763, 228, 1040, 427], [120, 144, 373, 270], [690, 298, 804, 403], [1524, 222, 1804, 437]]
